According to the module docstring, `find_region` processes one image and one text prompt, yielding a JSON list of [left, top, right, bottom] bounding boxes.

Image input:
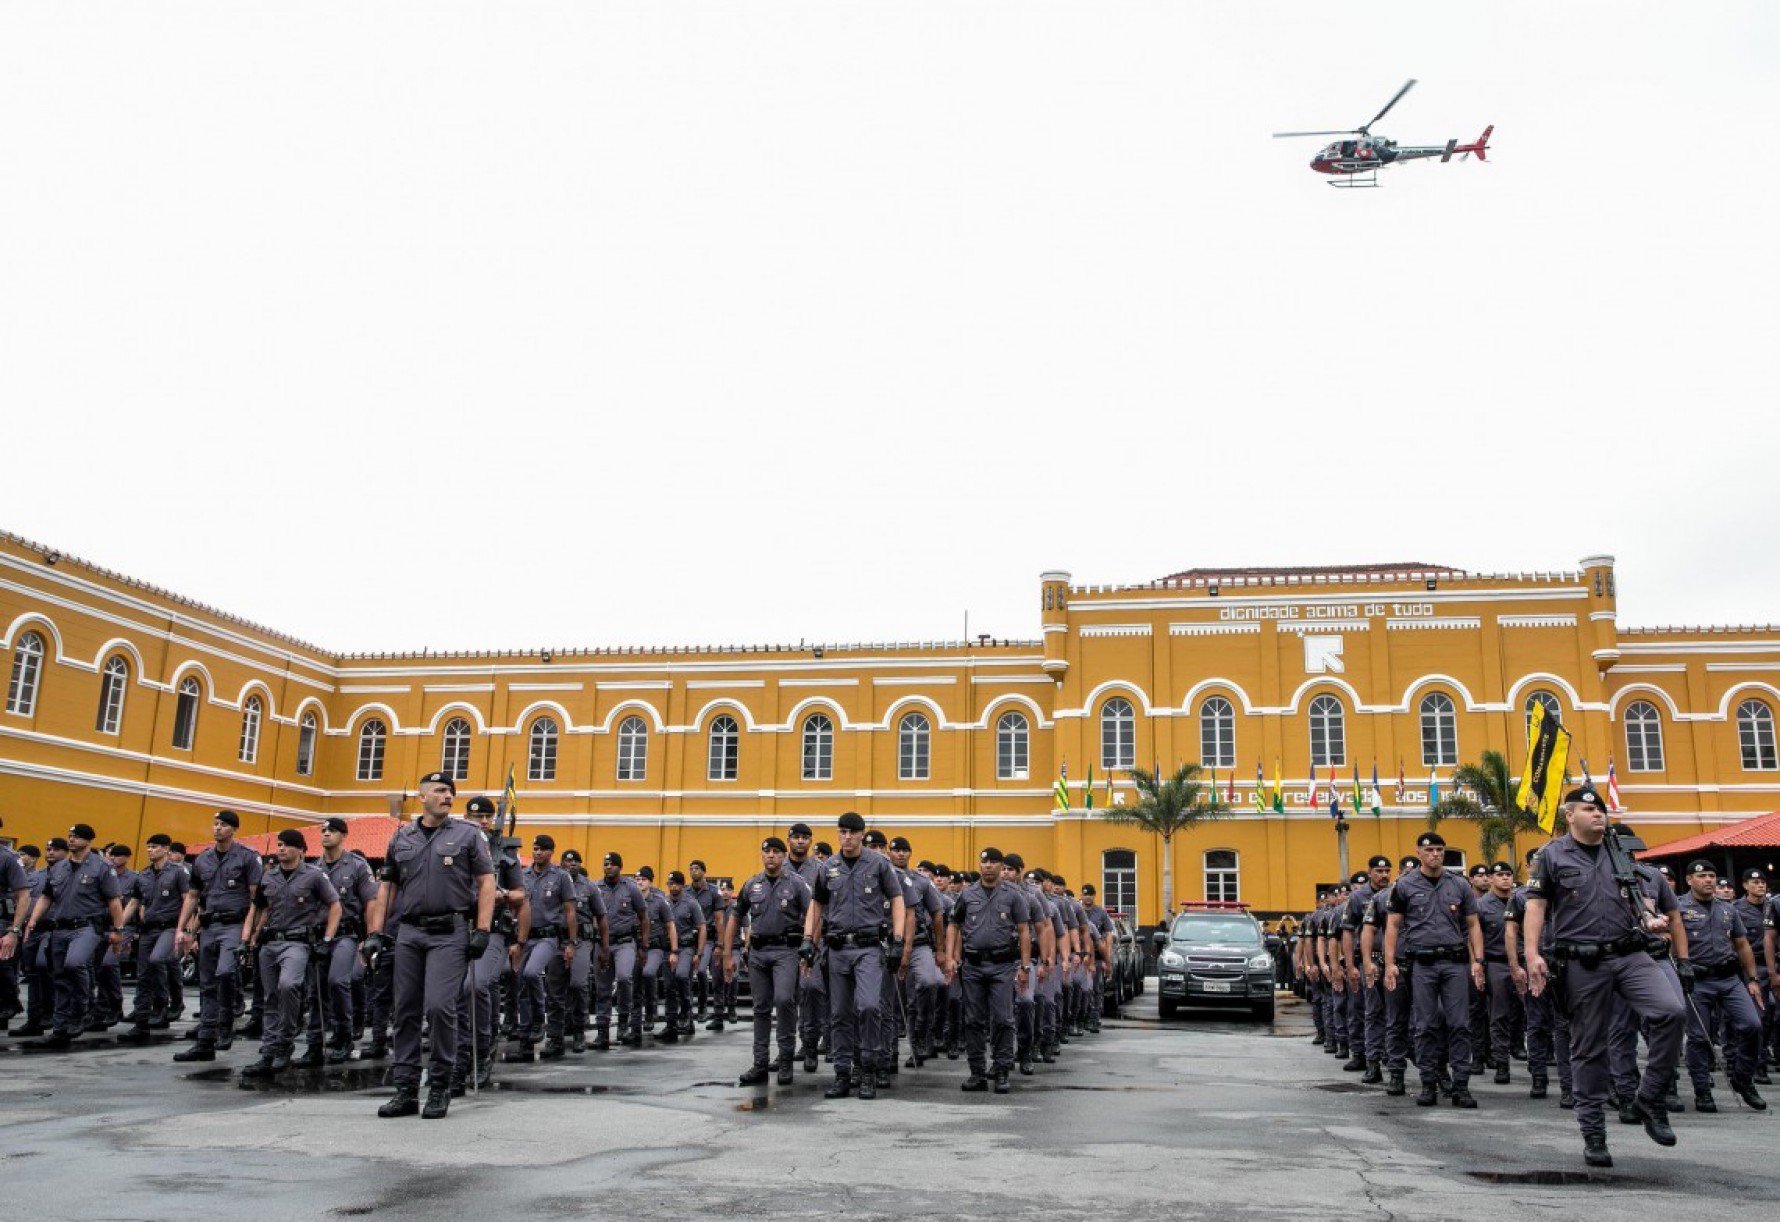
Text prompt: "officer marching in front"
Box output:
[[172, 811, 262, 1062], [725, 836, 812, 1087], [1383, 831, 1485, 1108], [1524, 786, 1690, 1168], [240, 829, 341, 1079], [945, 847, 1033, 1094], [363, 772, 495, 1120], [316, 818, 378, 1064]]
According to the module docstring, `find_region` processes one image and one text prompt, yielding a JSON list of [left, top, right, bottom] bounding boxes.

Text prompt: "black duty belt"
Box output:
[[962, 947, 1019, 966], [1402, 945, 1468, 965], [910, 931, 933, 949], [608, 932, 637, 945], [139, 920, 178, 935], [46, 916, 101, 932], [401, 913, 464, 934], [750, 932, 802, 950], [261, 928, 315, 945], [336, 916, 364, 939], [1694, 960, 1743, 981], [198, 911, 246, 928], [533, 924, 567, 941], [1552, 934, 1649, 964], [825, 931, 884, 949]]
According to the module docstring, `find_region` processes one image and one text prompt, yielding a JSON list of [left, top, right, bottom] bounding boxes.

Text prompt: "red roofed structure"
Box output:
[[237, 815, 408, 861], [1635, 810, 1780, 881]]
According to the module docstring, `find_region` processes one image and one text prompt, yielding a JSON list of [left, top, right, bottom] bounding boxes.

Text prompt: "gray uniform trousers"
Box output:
[[319, 935, 363, 1042], [1485, 962, 1518, 1068], [827, 943, 886, 1075], [49, 927, 106, 1034], [594, 940, 638, 1033], [129, 928, 180, 1022], [566, 939, 592, 1033], [962, 959, 1017, 1074], [879, 945, 945, 1060], [798, 947, 828, 1049], [1524, 986, 1573, 1089], [1564, 951, 1685, 1137], [637, 946, 667, 1020], [1685, 973, 1761, 1090], [256, 940, 314, 1057], [455, 932, 508, 1073], [1014, 957, 1037, 1057], [1383, 967, 1412, 1072], [669, 944, 695, 1028], [1329, 977, 1349, 1045], [1359, 973, 1387, 1063], [1411, 960, 1473, 1087], [748, 945, 799, 1067], [195, 923, 245, 1042], [390, 924, 469, 1089], [24, 931, 52, 1026], [518, 936, 565, 1040]]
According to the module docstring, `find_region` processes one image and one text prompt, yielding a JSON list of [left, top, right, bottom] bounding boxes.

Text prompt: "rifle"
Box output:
[[1603, 822, 1703, 1009]]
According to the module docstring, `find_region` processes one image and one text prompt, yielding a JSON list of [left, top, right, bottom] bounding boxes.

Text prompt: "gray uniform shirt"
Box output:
[[953, 881, 1034, 956], [381, 819, 493, 921], [1362, 886, 1399, 956], [897, 868, 946, 939], [0, 846, 29, 919], [787, 855, 823, 889], [1342, 883, 1377, 936], [812, 850, 900, 936], [43, 853, 124, 922], [643, 889, 674, 948], [523, 863, 575, 932], [131, 862, 189, 925], [322, 853, 379, 926], [1526, 834, 1677, 945], [257, 863, 339, 933], [1387, 869, 1476, 949], [1476, 892, 1509, 958], [669, 892, 703, 947], [191, 842, 263, 918], [571, 873, 606, 930], [1677, 892, 1745, 967], [598, 876, 646, 939], [735, 870, 812, 940]]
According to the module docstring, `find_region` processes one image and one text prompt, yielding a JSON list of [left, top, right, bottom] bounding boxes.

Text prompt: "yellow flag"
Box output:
[[1517, 703, 1572, 834]]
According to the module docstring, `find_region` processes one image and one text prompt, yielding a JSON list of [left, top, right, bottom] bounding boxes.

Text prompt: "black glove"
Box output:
[[362, 932, 391, 958], [467, 929, 491, 958], [1674, 959, 1695, 995], [798, 937, 817, 966], [886, 941, 904, 968]]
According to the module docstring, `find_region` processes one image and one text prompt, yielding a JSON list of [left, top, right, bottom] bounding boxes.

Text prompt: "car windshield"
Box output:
[[1170, 916, 1261, 946]]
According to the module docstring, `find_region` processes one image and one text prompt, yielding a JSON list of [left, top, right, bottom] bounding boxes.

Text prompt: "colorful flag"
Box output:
[[1272, 760, 1285, 814], [1105, 771, 1115, 808], [1253, 761, 1267, 813], [1607, 757, 1624, 812], [500, 762, 519, 819], [1351, 762, 1364, 818], [1370, 762, 1383, 816], [1580, 758, 1594, 785], [1084, 760, 1094, 812], [1517, 701, 1572, 834], [1395, 760, 1407, 803], [1227, 767, 1237, 805], [1054, 760, 1071, 811]]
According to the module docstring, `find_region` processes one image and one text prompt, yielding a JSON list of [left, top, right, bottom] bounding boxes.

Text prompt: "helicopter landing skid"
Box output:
[[1328, 169, 1379, 189]]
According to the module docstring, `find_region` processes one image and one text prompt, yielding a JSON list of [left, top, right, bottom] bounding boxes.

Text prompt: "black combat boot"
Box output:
[[291, 1043, 324, 1069], [1560, 1086, 1576, 1109], [1731, 1077, 1768, 1111], [449, 1070, 466, 1098], [1362, 1061, 1383, 1085], [591, 1025, 611, 1051], [118, 1023, 154, 1045], [240, 1018, 263, 1040], [378, 1085, 419, 1118], [1694, 1088, 1717, 1113], [1494, 1062, 1510, 1085], [421, 1084, 451, 1119], [239, 1056, 279, 1080], [1415, 1082, 1439, 1106], [1663, 1086, 1685, 1113], [706, 1015, 725, 1032], [777, 1062, 794, 1087], [657, 1026, 678, 1045], [1529, 1074, 1548, 1099], [1618, 1100, 1641, 1125], [618, 1030, 642, 1048], [1450, 1088, 1478, 1109], [1018, 1055, 1033, 1077], [824, 1071, 852, 1099], [961, 1072, 989, 1092], [992, 1068, 1011, 1094], [538, 1038, 565, 1060], [1582, 1134, 1612, 1168], [1632, 1097, 1677, 1146], [1385, 1070, 1405, 1096], [737, 1064, 770, 1086], [363, 1032, 389, 1060], [1342, 1051, 1367, 1072], [173, 1041, 216, 1063], [857, 1071, 878, 1100], [568, 1031, 586, 1054], [474, 1051, 495, 1090]]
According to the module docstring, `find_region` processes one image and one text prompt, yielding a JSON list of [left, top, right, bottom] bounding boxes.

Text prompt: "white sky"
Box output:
[[3, 2, 1776, 653]]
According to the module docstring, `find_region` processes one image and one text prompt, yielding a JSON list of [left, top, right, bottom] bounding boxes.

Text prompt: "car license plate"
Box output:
[[1202, 981, 1232, 993]]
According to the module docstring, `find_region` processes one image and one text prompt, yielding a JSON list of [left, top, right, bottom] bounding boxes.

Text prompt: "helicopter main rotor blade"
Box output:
[[1358, 78, 1416, 134], [1272, 129, 1357, 139]]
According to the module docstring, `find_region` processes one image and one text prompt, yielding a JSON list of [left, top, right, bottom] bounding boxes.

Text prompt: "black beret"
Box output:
[[1686, 859, 1717, 877], [1743, 868, 1766, 883], [667, 870, 686, 885], [814, 842, 832, 855], [418, 771, 457, 794], [889, 836, 912, 852], [637, 865, 654, 880], [147, 833, 173, 847], [1399, 856, 1419, 870], [561, 850, 582, 865], [604, 852, 622, 867], [465, 797, 497, 816], [277, 829, 307, 851], [46, 837, 69, 851], [1367, 855, 1391, 870], [837, 812, 867, 832], [936, 865, 954, 879], [1003, 852, 1025, 870], [1349, 871, 1368, 885], [862, 830, 887, 847], [167, 841, 186, 855], [1490, 862, 1515, 876], [322, 817, 350, 834], [107, 844, 132, 858], [69, 823, 98, 841], [916, 859, 934, 871], [215, 810, 240, 829], [1655, 863, 1676, 879], [979, 846, 1004, 863], [788, 823, 813, 837], [1561, 786, 1604, 809], [1052, 875, 1066, 887], [533, 834, 555, 850], [1525, 847, 1542, 864], [1079, 882, 1094, 895], [762, 836, 787, 853], [1468, 863, 1490, 877], [1416, 832, 1445, 849], [18, 844, 40, 857]]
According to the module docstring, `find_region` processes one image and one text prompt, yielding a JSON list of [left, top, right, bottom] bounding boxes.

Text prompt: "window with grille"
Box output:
[[528, 717, 559, 782], [899, 712, 930, 780], [1308, 694, 1345, 768], [1203, 849, 1240, 903], [708, 715, 739, 781], [296, 711, 317, 776], [997, 711, 1029, 780], [172, 676, 201, 750], [1200, 696, 1234, 769], [1737, 700, 1777, 771], [617, 715, 648, 781], [1420, 693, 1457, 767], [357, 719, 387, 781], [6, 631, 45, 716], [1101, 849, 1137, 920], [1101, 697, 1135, 770], [1624, 701, 1664, 772], [238, 695, 263, 764], [96, 655, 128, 734], [440, 717, 472, 781], [802, 714, 833, 781]]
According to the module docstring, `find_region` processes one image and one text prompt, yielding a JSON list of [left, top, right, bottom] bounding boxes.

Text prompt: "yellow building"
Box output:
[[5, 532, 1779, 921]]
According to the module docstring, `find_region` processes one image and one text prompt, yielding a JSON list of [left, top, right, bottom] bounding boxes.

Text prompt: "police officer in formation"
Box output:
[[723, 835, 811, 1086], [946, 846, 1033, 1093], [240, 829, 341, 1078], [19, 823, 127, 1049], [1384, 831, 1485, 1108], [1675, 860, 1767, 1113]]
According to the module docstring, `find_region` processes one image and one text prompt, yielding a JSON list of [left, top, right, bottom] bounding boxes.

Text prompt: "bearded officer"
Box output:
[[946, 847, 1034, 1094], [1384, 832, 1485, 1108], [1676, 860, 1767, 1113], [1524, 786, 1688, 1168], [804, 812, 905, 1100], [240, 830, 341, 1078], [727, 837, 812, 1086], [363, 772, 495, 1120]]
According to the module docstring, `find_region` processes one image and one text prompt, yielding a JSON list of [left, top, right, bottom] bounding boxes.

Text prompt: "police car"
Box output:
[[1153, 902, 1276, 1022]]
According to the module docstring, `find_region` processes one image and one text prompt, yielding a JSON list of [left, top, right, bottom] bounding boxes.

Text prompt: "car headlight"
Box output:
[[1159, 950, 1186, 969], [1247, 953, 1274, 971]]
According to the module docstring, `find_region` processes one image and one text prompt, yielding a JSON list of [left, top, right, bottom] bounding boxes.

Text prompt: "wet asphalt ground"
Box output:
[[3, 985, 1773, 1220]]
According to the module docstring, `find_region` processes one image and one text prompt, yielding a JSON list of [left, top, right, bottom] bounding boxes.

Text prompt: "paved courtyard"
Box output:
[[3, 987, 1772, 1221]]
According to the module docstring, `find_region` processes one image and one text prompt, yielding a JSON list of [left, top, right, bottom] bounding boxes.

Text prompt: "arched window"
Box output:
[[899, 712, 931, 781], [801, 713, 833, 781], [1101, 849, 1137, 919], [1737, 699, 1777, 771], [1200, 696, 1235, 769], [708, 714, 739, 781], [357, 719, 387, 781], [440, 717, 472, 781], [238, 695, 263, 764], [616, 715, 648, 781], [1624, 700, 1664, 772], [5, 630, 45, 716], [95, 655, 128, 734], [1419, 692, 1457, 767], [1203, 849, 1240, 904], [296, 711, 318, 776], [1100, 697, 1135, 771], [528, 717, 559, 782], [997, 711, 1030, 780], [1524, 691, 1561, 736], [171, 676, 201, 750], [1308, 694, 1345, 768]]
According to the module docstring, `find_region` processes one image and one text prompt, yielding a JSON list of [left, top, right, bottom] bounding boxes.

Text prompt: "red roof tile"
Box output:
[[239, 815, 408, 860], [1636, 810, 1780, 859]]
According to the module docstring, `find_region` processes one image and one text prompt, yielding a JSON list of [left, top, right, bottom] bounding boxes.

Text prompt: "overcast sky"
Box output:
[[3, 2, 1775, 654]]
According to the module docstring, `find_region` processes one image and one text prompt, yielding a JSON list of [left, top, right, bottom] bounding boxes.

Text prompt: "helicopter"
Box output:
[[1274, 80, 1491, 187]]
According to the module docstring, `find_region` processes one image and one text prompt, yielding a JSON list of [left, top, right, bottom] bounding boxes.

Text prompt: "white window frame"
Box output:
[[238, 695, 263, 764], [171, 676, 201, 750], [296, 711, 318, 776], [1524, 691, 1561, 736], [996, 711, 1030, 780], [1624, 701, 1664, 772], [6, 630, 45, 716], [708, 715, 739, 782], [1100, 697, 1135, 771], [1101, 848, 1137, 921], [616, 715, 648, 782], [1203, 849, 1240, 904], [898, 712, 931, 781], [528, 717, 559, 783], [96, 655, 128, 735], [1419, 692, 1457, 768], [357, 719, 387, 782], [1737, 699, 1777, 771], [440, 717, 472, 782], [801, 713, 834, 781], [1199, 696, 1235, 770], [1308, 694, 1345, 768]]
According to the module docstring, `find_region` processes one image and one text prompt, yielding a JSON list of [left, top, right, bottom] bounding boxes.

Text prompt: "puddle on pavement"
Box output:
[[491, 1081, 634, 1095], [1313, 1082, 1374, 1094], [185, 1066, 391, 1093], [1467, 1170, 1654, 1187]]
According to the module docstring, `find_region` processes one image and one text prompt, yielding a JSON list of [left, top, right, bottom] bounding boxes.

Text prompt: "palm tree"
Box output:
[[1425, 749, 1565, 866], [1097, 762, 1230, 919]]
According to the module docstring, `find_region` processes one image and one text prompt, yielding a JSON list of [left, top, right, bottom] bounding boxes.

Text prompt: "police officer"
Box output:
[[1361, 855, 1420, 1095], [1505, 846, 1573, 1106], [117, 834, 187, 1043], [1676, 860, 1767, 1112], [593, 851, 649, 1049], [363, 772, 495, 1120], [946, 847, 1034, 1094], [556, 849, 603, 1054], [886, 836, 948, 1068], [1078, 883, 1116, 1032], [89, 843, 136, 1030], [664, 871, 705, 1043], [312, 818, 377, 1064], [726, 836, 812, 1086], [20, 823, 126, 1048], [172, 811, 263, 1061], [13, 839, 63, 1038], [1464, 862, 1493, 1076], [803, 811, 905, 1099], [635, 866, 676, 1037], [785, 822, 826, 1062], [1525, 786, 1688, 1168], [513, 834, 577, 1060], [685, 859, 720, 1023], [241, 830, 341, 1078], [1478, 861, 1519, 1084], [1342, 857, 1392, 1082], [0, 828, 37, 1028], [1384, 831, 1485, 1108], [460, 797, 530, 1079]]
